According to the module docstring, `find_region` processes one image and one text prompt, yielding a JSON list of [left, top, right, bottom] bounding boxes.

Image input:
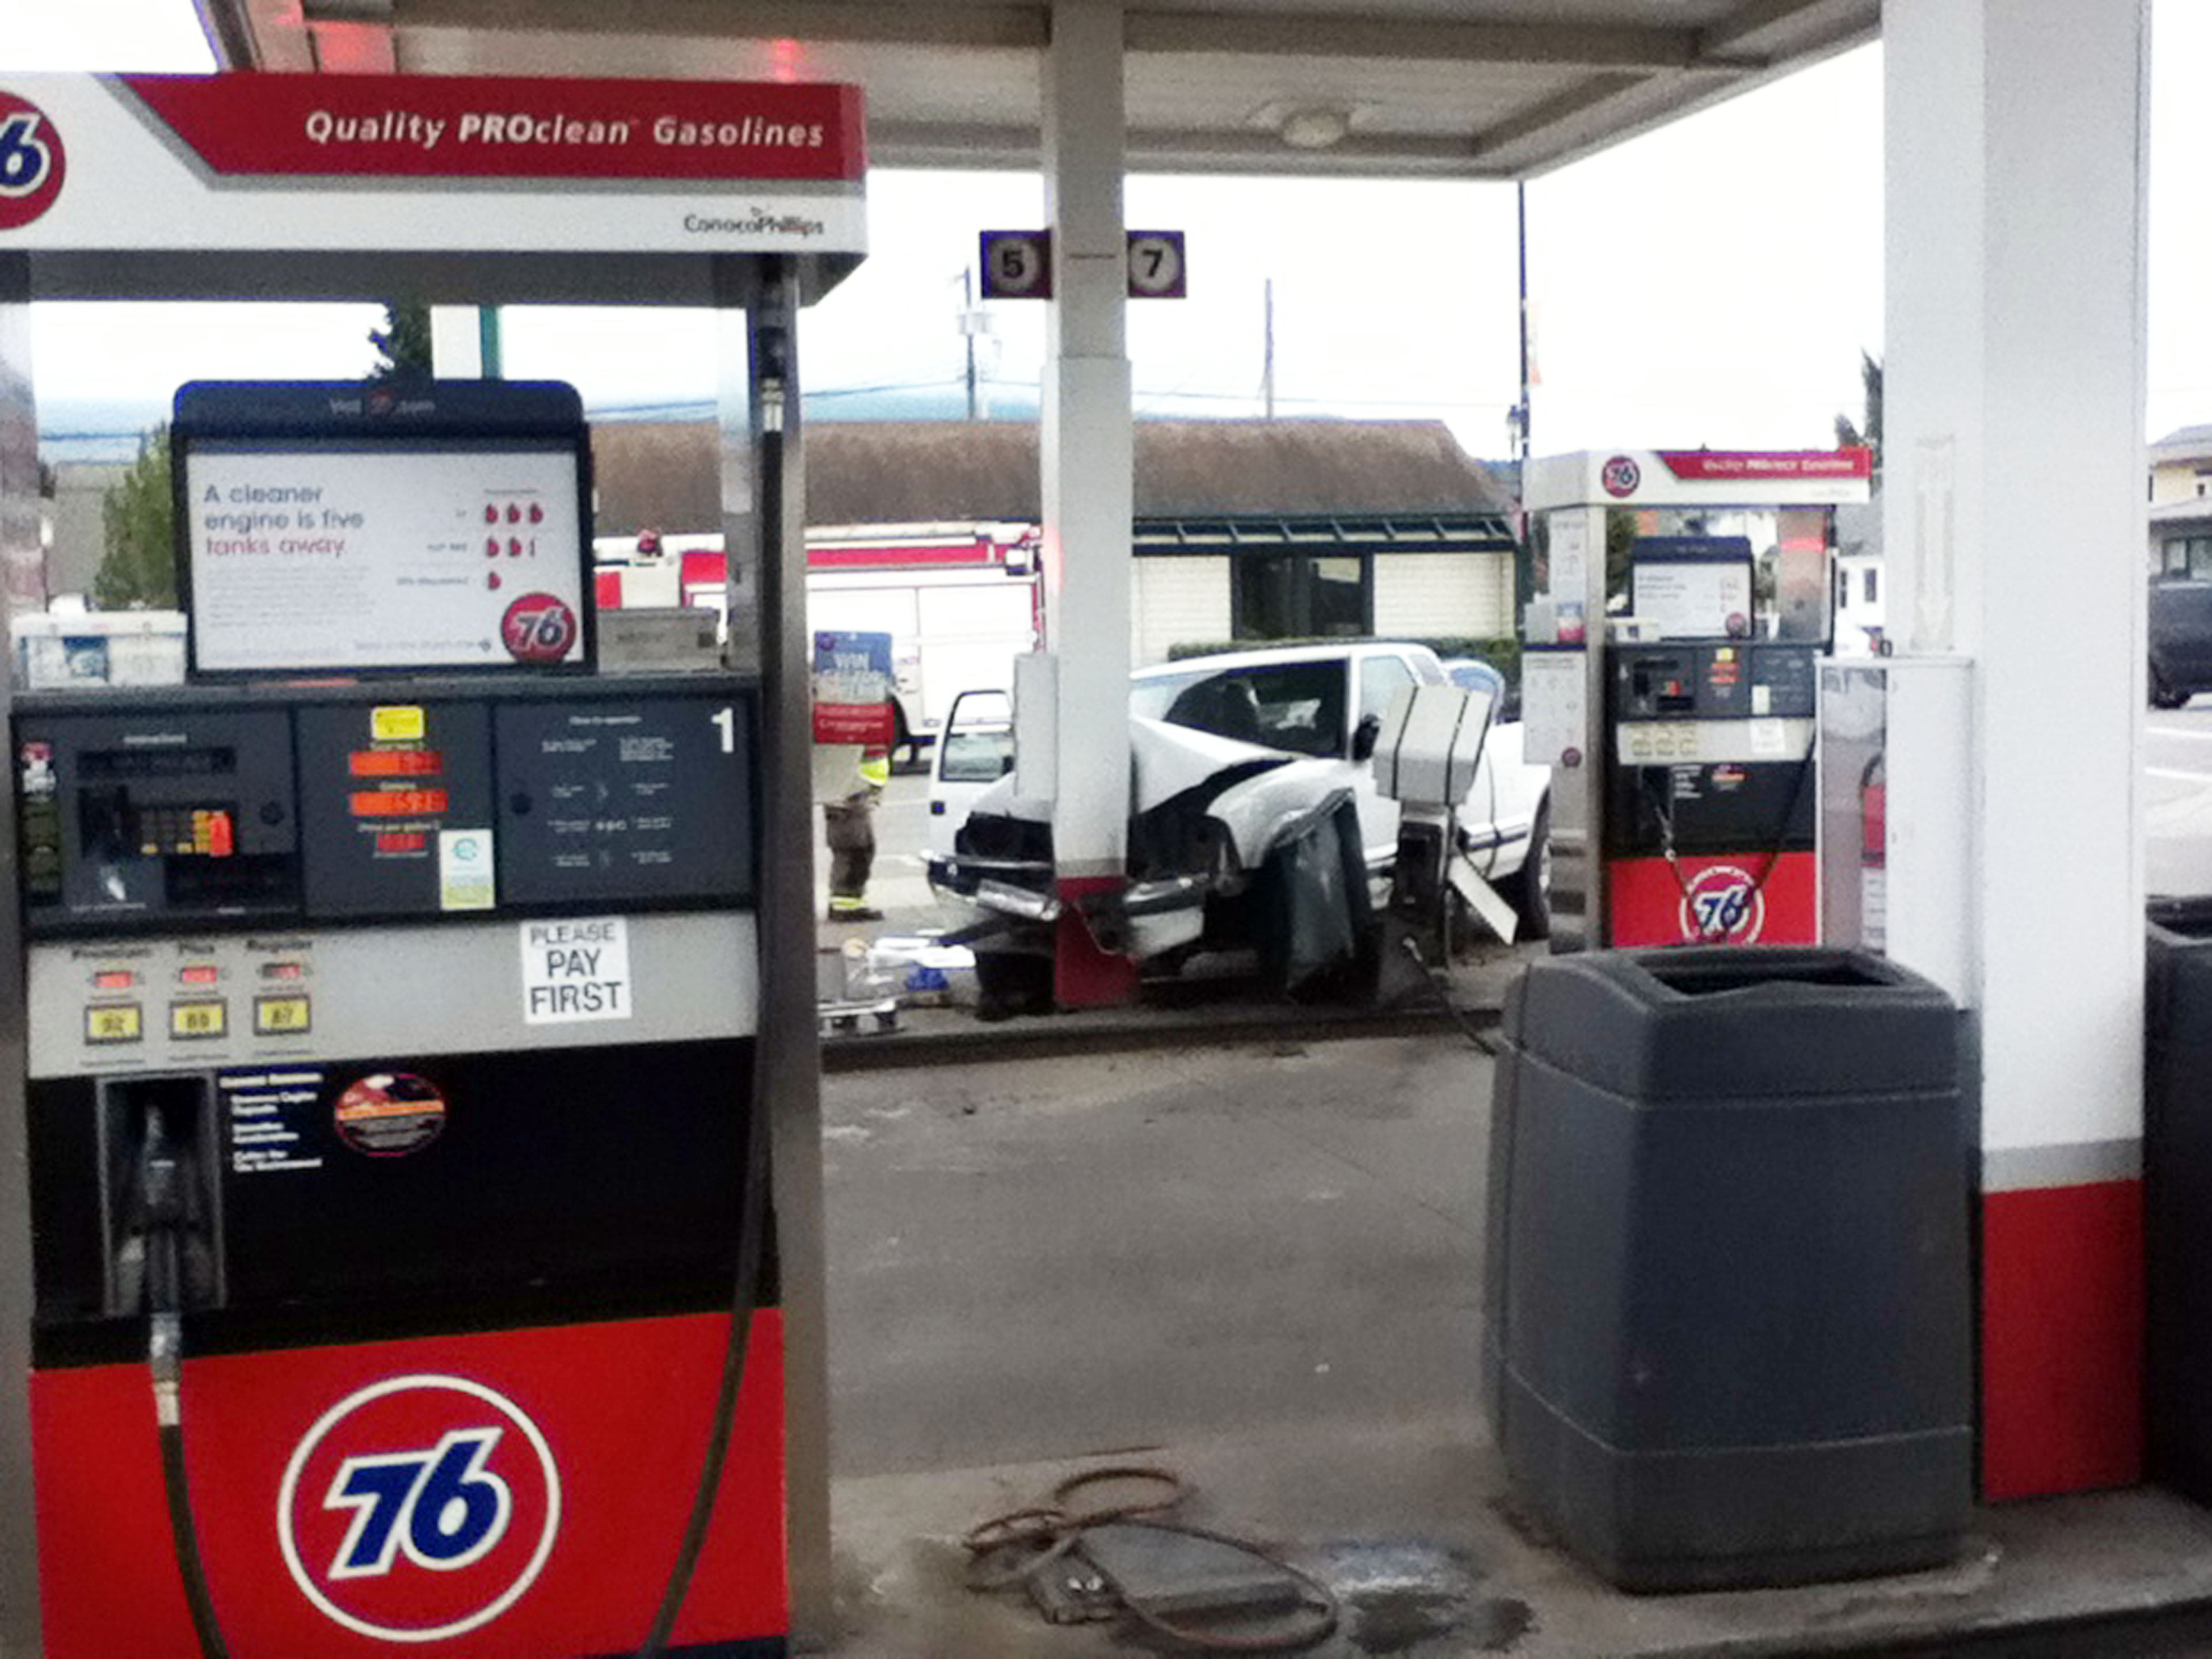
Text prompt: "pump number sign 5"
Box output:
[[980, 231, 1050, 298]]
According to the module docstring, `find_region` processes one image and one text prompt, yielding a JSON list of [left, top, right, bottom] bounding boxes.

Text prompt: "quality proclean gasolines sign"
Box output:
[[0, 72, 865, 256]]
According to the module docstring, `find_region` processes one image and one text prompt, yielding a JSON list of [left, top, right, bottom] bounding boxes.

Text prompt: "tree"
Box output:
[[1605, 508, 1640, 603], [1834, 350, 1883, 477], [93, 426, 176, 610], [369, 299, 433, 380]]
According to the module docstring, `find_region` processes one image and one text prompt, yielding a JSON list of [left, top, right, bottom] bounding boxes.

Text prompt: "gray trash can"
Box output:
[[1484, 947, 1970, 1592], [2146, 897, 2212, 1498]]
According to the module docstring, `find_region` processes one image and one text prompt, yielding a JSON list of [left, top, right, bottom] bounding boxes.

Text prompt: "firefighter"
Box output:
[[824, 742, 890, 923]]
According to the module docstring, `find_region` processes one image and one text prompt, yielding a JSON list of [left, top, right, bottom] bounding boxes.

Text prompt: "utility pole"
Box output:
[[1513, 181, 1535, 614], [1262, 278, 1276, 419], [963, 266, 980, 421], [1514, 181, 1530, 469]]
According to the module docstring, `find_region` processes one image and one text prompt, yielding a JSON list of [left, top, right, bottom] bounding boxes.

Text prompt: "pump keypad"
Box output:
[[83, 1005, 142, 1044], [171, 1001, 228, 1040], [254, 995, 312, 1035]]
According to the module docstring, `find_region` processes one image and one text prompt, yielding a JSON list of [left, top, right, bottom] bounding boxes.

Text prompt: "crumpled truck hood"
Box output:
[[960, 717, 1349, 874]]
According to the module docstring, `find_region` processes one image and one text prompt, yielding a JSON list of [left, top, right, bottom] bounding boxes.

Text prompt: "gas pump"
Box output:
[[1603, 627, 1822, 945], [1518, 450, 1872, 950], [0, 71, 865, 1659]]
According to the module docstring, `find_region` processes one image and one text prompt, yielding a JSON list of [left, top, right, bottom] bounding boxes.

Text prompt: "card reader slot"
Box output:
[[163, 854, 295, 912], [1627, 659, 1698, 716]]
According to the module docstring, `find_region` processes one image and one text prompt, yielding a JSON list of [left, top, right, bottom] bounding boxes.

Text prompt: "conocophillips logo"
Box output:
[[683, 206, 826, 236], [1600, 455, 1642, 499], [0, 94, 66, 230], [278, 1375, 561, 1643]]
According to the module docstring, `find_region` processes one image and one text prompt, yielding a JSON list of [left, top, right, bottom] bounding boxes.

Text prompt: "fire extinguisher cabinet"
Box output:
[[2144, 897, 2212, 1497], [1484, 947, 1970, 1591]]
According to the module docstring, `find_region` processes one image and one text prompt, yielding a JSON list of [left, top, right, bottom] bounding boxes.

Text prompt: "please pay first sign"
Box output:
[[520, 916, 633, 1023]]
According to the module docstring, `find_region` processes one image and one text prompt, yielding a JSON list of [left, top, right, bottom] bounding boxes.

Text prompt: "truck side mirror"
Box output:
[[1352, 713, 1382, 762]]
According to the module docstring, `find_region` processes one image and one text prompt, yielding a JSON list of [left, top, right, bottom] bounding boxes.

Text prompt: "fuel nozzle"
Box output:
[[112, 1089, 218, 1335], [137, 1104, 187, 1320], [126, 1093, 237, 1659]]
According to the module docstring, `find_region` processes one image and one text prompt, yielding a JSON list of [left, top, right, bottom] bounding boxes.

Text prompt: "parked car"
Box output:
[[2151, 572, 2212, 708], [926, 641, 1551, 1013]]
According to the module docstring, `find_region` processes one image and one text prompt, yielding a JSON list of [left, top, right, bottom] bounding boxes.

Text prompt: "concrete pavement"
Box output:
[[812, 996, 2212, 1658], [803, 762, 2212, 1657]]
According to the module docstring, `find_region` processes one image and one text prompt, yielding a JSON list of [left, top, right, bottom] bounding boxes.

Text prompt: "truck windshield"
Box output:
[[1132, 660, 1347, 758]]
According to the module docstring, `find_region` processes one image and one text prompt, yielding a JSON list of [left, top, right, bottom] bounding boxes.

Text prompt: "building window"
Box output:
[[1233, 554, 1368, 639], [1863, 568, 1879, 605], [2175, 537, 2212, 580]]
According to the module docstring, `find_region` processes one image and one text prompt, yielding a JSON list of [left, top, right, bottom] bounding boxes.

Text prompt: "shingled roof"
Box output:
[[589, 418, 1513, 535]]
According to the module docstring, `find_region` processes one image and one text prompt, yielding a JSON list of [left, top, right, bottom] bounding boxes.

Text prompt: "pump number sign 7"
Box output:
[[1125, 232, 1186, 298]]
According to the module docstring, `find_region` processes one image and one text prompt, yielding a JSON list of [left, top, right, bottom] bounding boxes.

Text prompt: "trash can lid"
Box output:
[[1503, 947, 1960, 1102]]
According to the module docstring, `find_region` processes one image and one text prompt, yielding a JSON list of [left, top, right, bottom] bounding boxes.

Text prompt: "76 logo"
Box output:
[[0, 114, 53, 195], [325, 1429, 511, 1578], [1680, 864, 1765, 943], [279, 1374, 562, 1643], [500, 592, 579, 664], [0, 96, 66, 230]]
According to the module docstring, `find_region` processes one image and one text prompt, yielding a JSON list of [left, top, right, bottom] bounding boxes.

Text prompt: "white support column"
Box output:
[[429, 307, 484, 378], [1883, 0, 2150, 1500], [1041, 0, 1137, 1005]]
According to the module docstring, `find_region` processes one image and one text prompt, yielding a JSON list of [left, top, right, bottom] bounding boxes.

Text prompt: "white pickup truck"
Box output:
[[926, 641, 1552, 1011], [1127, 641, 1552, 933]]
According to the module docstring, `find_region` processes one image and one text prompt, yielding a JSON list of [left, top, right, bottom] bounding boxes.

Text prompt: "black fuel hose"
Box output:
[[141, 1108, 232, 1659], [638, 334, 789, 1655], [636, 1048, 772, 1657]]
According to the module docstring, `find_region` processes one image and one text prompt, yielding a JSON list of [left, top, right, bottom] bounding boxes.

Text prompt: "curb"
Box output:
[[820, 993, 1500, 1072]]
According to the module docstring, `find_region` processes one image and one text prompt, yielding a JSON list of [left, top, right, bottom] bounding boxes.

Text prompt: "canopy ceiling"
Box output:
[[199, 0, 1878, 179]]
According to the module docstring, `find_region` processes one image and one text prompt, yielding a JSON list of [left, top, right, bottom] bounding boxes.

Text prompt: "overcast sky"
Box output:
[[6, 4, 2209, 457]]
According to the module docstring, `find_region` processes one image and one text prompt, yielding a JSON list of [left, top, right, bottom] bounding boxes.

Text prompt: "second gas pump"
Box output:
[[1518, 449, 1874, 950]]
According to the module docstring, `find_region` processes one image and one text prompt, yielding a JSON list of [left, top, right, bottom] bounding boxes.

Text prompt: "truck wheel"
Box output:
[[2152, 661, 2190, 710], [1501, 801, 1553, 942], [974, 948, 1052, 1021]]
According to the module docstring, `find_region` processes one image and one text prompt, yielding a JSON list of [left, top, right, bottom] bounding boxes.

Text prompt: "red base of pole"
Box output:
[[1053, 877, 1140, 1009]]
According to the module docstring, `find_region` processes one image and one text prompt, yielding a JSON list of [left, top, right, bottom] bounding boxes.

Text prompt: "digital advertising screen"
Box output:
[[173, 381, 595, 680]]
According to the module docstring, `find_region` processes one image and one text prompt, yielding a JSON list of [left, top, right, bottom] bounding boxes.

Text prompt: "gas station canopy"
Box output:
[[198, 0, 1877, 179]]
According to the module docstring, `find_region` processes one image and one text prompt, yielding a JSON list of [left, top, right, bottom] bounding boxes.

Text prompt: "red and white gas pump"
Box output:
[[0, 71, 864, 1658], [1518, 449, 1872, 952]]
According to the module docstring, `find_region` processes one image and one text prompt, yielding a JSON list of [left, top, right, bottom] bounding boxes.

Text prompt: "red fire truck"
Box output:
[[596, 521, 1043, 762]]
